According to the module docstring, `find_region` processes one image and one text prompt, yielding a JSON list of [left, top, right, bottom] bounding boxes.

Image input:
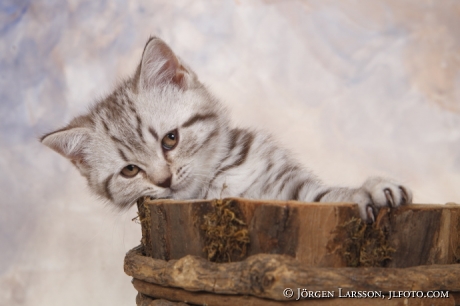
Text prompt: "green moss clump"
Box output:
[[201, 199, 250, 263], [335, 217, 395, 267]]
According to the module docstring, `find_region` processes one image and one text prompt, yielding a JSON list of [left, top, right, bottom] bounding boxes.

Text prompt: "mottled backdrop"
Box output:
[[1, 0, 459, 305]]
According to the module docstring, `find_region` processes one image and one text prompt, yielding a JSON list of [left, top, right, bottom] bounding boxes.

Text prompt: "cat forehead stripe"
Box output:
[[110, 135, 135, 153], [135, 114, 145, 143], [118, 148, 128, 162], [148, 127, 159, 141], [182, 113, 217, 128]]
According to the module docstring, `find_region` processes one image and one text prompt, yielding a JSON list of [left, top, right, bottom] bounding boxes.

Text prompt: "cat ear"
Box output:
[[138, 37, 197, 90], [41, 127, 91, 166]]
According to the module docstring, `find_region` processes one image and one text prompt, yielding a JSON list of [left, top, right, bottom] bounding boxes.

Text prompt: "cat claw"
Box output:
[[357, 177, 412, 223], [384, 188, 395, 207], [366, 205, 376, 223]]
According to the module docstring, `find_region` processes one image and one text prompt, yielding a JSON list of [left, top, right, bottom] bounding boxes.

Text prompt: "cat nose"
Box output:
[[156, 176, 172, 188]]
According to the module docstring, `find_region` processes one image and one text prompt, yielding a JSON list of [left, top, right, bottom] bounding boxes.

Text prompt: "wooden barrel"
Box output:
[[124, 198, 460, 305]]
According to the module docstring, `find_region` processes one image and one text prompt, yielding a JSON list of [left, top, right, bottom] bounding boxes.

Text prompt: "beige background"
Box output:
[[1, 0, 459, 305]]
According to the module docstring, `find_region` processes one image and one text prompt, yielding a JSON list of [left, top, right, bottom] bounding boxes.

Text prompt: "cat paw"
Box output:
[[355, 177, 412, 223]]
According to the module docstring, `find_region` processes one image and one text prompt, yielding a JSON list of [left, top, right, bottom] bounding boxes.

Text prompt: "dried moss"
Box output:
[[335, 217, 395, 267], [200, 199, 250, 263]]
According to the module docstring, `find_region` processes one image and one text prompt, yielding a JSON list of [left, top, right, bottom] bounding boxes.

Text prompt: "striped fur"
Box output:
[[41, 37, 412, 222]]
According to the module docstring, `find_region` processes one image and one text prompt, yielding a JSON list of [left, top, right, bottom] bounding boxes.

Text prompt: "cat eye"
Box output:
[[161, 130, 178, 150], [120, 164, 141, 178]]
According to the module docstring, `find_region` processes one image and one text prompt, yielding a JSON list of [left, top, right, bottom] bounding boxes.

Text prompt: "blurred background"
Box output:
[[1, 0, 459, 305]]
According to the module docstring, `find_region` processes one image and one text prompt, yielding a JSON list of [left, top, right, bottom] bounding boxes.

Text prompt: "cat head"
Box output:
[[41, 37, 230, 208]]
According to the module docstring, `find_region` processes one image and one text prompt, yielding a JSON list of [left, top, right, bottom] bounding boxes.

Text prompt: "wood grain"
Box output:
[[124, 247, 460, 302], [132, 279, 456, 306], [139, 198, 460, 268]]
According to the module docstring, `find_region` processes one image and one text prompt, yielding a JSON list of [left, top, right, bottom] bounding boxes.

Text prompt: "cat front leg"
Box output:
[[318, 177, 412, 223]]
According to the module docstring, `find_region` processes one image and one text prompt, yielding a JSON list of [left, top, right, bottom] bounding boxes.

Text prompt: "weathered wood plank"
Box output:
[[132, 279, 456, 306], [124, 247, 460, 302], [139, 198, 460, 268], [381, 203, 460, 267]]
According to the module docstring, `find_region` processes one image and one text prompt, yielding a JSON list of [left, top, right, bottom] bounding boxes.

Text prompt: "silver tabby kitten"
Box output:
[[41, 37, 412, 222]]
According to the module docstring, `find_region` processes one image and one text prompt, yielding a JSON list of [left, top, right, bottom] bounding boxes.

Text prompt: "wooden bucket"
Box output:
[[124, 198, 460, 305]]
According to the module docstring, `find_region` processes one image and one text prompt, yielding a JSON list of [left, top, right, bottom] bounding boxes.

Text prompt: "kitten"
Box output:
[[41, 37, 412, 223]]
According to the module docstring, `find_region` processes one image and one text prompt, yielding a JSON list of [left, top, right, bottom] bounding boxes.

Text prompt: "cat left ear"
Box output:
[[138, 37, 197, 90], [41, 127, 91, 167]]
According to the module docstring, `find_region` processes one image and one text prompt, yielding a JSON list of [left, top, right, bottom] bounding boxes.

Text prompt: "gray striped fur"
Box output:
[[41, 37, 412, 222]]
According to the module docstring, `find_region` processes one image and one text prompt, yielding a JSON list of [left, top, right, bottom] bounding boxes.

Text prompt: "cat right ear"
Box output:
[[40, 127, 91, 166], [138, 37, 197, 90]]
